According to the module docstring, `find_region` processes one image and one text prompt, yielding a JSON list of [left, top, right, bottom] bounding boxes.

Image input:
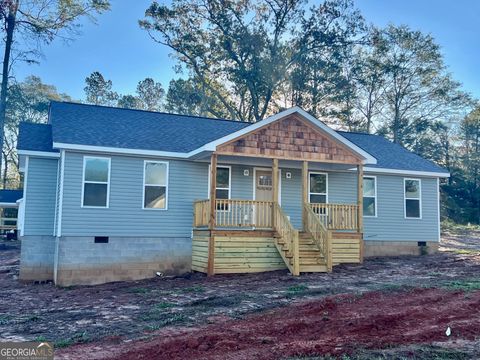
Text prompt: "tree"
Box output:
[[136, 78, 164, 111], [373, 25, 470, 147], [140, 0, 365, 122], [117, 94, 140, 109], [349, 43, 386, 133], [456, 107, 480, 223], [4, 76, 71, 188], [164, 78, 232, 117], [84, 71, 118, 106], [0, 0, 110, 185]]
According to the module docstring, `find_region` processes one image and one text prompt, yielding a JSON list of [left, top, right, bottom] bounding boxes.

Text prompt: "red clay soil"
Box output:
[[81, 288, 480, 360]]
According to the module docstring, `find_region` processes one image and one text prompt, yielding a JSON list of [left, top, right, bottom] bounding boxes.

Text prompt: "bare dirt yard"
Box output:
[[1, 226, 480, 359]]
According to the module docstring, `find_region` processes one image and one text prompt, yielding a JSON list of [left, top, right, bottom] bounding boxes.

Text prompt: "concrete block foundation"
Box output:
[[19, 235, 56, 281], [54, 236, 192, 286], [19, 235, 192, 286], [364, 240, 439, 257]]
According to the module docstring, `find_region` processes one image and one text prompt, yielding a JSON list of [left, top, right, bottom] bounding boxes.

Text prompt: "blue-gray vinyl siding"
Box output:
[[363, 174, 439, 242], [61, 152, 209, 237], [24, 157, 58, 236], [280, 170, 438, 242], [59, 152, 439, 242]]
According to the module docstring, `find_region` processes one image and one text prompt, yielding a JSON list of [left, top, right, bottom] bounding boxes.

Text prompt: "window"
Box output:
[[143, 161, 169, 209], [257, 174, 272, 188], [208, 166, 231, 211], [215, 166, 231, 200], [404, 178, 421, 218], [82, 157, 110, 207], [363, 176, 377, 217], [309, 172, 328, 203]]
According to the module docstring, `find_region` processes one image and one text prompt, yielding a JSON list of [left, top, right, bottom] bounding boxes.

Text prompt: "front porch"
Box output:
[[190, 109, 371, 276], [192, 158, 365, 276]]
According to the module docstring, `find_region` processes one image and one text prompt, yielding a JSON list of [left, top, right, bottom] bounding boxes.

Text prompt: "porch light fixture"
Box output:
[[243, 169, 250, 176], [285, 172, 292, 179]]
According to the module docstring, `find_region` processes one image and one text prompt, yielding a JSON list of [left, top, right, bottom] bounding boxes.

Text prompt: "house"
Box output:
[[16, 101, 449, 286], [0, 189, 23, 237]]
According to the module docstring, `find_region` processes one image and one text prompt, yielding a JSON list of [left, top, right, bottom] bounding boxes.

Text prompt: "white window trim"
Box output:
[[207, 165, 232, 200], [19, 156, 29, 237], [81, 156, 111, 208], [308, 171, 328, 203], [363, 175, 377, 218], [142, 160, 169, 210], [404, 178, 422, 219]]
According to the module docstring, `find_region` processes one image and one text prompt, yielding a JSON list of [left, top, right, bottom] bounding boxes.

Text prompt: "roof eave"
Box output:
[[362, 166, 450, 178]]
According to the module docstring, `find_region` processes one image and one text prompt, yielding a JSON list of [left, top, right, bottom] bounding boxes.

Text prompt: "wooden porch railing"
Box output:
[[193, 199, 274, 228], [309, 203, 359, 231], [273, 203, 299, 276], [215, 199, 273, 228], [304, 203, 332, 271]]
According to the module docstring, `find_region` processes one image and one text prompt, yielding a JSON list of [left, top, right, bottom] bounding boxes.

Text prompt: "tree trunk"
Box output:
[[2, 152, 8, 189], [0, 2, 18, 187]]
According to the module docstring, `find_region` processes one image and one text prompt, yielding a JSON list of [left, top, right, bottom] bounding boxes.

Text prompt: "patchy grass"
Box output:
[[375, 283, 418, 293], [181, 286, 205, 293], [128, 287, 151, 294], [452, 249, 480, 255], [440, 279, 480, 292], [154, 301, 175, 309], [54, 332, 91, 349], [442, 220, 480, 234], [143, 314, 187, 331], [189, 295, 245, 308], [0, 315, 11, 325], [289, 344, 473, 359], [18, 314, 41, 323], [287, 284, 309, 294]]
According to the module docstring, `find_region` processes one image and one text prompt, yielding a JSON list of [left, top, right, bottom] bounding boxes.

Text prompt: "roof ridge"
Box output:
[[50, 101, 254, 125], [337, 130, 383, 137], [19, 122, 51, 126]]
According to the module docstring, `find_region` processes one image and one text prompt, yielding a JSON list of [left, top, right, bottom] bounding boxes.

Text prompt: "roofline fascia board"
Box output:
[[52, 142, 448, 177], [0, 202, 19, 207], [361, 166, 450, 178], [17, 150, 60, 158], [190, 106, 378, 165], [53, 142, 191, 159]]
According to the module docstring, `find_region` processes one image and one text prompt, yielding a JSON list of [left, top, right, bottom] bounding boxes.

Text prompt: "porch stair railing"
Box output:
[[303, 203, 333, 272], [272, 203, 300, 276]]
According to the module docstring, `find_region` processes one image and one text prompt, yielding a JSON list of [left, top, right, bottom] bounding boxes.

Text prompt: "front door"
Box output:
[[254, 169, 273, 227], [255, 170, 273, 201]]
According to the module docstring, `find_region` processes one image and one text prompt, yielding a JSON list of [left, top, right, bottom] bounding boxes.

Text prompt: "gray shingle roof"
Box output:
[[0, 189, 23, 204], [17, 101, 448, 175], [17, 123, 57, 153], [50, 101, 250, 153], [338, 131, 448, 174]]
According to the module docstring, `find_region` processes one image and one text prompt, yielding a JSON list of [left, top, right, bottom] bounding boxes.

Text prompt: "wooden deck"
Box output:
[[192, 229, 362, 275], [192, 230, 285, 274], [194, 136, 364, 276]]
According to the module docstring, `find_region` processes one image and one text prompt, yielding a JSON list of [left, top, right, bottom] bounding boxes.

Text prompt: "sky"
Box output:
[[12, 0, 480, 100]]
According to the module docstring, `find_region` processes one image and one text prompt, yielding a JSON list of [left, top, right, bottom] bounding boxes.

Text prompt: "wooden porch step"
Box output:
[[299, 264, 329, 273], [332, 232, 362, 239], [299, 250, 321, 256]]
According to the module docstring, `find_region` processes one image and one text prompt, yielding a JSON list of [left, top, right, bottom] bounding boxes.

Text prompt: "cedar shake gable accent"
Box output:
[[216, 114, 363, 164]]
